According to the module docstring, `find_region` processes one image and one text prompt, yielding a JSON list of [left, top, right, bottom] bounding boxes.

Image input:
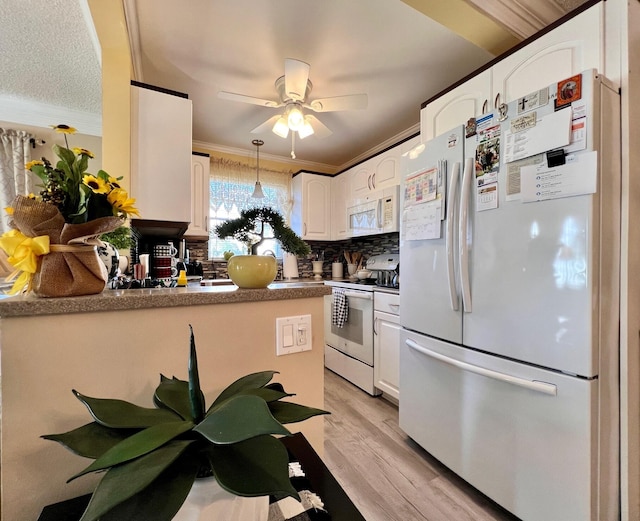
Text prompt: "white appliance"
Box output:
[[324, 254, 400, 395], [347, 185, 399, 237], [399, 70, 620, 521]]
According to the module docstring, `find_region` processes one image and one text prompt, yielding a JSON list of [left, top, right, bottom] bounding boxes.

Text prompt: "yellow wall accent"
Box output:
[[87, 0, 132, 191], [400, 0, 520, 56]]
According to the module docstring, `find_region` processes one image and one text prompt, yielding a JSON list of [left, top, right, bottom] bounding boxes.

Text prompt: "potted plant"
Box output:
[[215, 207, 310, 288], [42, 325, 328, 521]]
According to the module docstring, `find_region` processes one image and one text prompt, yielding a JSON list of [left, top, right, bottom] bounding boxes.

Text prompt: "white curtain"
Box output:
[[208, 156, 293, 257], [0, 128, 35, 234]]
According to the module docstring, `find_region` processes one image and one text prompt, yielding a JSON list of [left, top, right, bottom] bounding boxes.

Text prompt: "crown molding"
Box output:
[[122, 0, 144, 81], [0, 96, 102, 136], [193, 123, 420, 175], [191, 140, 339, 174]]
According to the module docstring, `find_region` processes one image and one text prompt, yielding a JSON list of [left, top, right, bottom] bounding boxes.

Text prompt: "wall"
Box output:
[[0, 296, 325, 521]]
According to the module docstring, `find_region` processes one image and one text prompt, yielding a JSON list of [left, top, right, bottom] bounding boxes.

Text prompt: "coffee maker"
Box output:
[[366, 253, 399, 289]]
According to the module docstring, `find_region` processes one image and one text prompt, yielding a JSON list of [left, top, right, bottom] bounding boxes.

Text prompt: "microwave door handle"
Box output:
[[376, 199, 383, 229], [446, 161, 460, 311], [459, 157, 474, 312]]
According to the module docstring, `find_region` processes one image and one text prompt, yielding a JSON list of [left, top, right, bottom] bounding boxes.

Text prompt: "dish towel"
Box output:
[[332, 289, 348, 328]]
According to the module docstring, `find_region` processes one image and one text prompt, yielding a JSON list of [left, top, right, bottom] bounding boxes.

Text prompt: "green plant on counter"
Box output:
[[99, 225, 132, 250], [42, 325, 328, 521], [215, 206, 310, 256]]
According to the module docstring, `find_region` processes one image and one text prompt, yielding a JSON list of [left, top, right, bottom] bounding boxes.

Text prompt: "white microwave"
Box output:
[[347, 185, 400, 237]]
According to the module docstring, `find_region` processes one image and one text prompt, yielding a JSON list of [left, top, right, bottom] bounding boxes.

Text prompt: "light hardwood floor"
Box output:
[[323, 369, 521, 521]]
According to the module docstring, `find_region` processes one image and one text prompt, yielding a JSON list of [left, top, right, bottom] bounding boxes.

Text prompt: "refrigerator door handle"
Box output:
[[405, 339, 558, 396], [459, 157, 474, 312], [446, 161, 460, 311]]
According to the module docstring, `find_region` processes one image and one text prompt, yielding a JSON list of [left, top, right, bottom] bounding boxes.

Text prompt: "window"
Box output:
[[208, 157, 292, 258]]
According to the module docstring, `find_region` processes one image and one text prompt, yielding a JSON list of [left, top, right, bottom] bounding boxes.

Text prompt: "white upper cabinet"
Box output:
[[291, 172, 332, 240], [492, 2, 603, 105], [374, 148, 400, 190], [331, 173, 350, 240], [350, 159, 375, 197], [130, 84, 192, 222], [421, 3, 604, 142], [184, 153, 210, 237], [421, 70, 492, 141]]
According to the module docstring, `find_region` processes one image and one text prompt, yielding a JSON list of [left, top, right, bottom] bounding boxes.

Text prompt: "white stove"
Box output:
[[323, 254, 399, 395]]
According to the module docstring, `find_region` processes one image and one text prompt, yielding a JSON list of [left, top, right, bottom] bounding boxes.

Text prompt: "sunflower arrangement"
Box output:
[[0, 125, 139, 297], [24, 124, 139, 223]]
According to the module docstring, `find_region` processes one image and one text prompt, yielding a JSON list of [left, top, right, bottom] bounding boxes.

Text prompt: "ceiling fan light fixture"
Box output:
[[286, 104, 304, 131], [272, 116, 290, 138], [297, 116, 315, 139]]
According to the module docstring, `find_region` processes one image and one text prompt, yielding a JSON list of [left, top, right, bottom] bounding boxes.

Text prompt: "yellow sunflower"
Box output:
[[25, 160, 44, 170], [72, 147, 94, 158], [107, 188, 140, 217], [50, 124, 77, 134], [107, 176, 122, 189], [82, 175, 110, 194]]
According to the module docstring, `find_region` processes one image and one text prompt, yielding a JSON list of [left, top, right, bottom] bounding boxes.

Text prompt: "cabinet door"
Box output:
[[350, 160, 375, 198], [185, 154, 210, 237], [374, 309, 401, 401], [421, 69, 491, 142], [292, 173, 332, 240], [374, 148, 399, 190], [492, 3, 603, 106], [130, 85, 192, 222], [331, 173, 350, 240], [303, 175, 331, 240]]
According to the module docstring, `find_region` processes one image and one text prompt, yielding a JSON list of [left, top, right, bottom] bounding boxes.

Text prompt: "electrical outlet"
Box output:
[[276, 315, 312, 356]]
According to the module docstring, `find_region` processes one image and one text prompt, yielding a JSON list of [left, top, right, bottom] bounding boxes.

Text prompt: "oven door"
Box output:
[[323, 290, 374, 365]]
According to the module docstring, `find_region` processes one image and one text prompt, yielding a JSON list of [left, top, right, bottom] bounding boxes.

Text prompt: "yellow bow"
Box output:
[[0, 229, 50, 295]]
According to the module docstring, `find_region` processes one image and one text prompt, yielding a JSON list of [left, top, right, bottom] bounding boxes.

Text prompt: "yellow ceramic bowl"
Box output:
[[227, 255, 278, 289]]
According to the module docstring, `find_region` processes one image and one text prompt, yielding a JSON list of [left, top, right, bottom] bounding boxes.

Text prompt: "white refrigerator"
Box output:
[[399, 70, 620, 521]]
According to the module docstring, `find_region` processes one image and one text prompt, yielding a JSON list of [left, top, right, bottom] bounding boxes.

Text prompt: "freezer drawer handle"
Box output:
[[405, 339, 558, 396]]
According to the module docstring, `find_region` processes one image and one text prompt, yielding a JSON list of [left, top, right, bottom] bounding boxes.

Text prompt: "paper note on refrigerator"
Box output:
[[403, 198, 442, 240], [520, 150, 598, 202], [503, 108, 572, 163]]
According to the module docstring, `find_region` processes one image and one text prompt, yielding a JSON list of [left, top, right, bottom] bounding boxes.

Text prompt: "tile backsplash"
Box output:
[[185, 232, 399, 280]]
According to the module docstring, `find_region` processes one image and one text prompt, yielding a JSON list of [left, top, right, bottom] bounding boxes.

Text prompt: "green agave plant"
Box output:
[[42, 326, 328, 521]]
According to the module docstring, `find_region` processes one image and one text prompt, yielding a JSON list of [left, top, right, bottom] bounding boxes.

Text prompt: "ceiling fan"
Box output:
[[218, 58, 367, 157]]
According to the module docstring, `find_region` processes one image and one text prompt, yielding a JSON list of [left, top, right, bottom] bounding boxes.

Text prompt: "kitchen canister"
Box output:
[[332, 262, 343, 279]]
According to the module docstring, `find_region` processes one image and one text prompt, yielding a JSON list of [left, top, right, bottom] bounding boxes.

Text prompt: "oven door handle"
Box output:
[[342, 291, 373, 300]]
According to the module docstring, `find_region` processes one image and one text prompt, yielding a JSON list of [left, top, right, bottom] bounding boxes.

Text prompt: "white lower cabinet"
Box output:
[[374, 292, 400, 401]]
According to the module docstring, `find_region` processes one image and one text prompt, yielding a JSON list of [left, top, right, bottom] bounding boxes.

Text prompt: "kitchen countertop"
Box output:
[[0, 280, 331, 318]]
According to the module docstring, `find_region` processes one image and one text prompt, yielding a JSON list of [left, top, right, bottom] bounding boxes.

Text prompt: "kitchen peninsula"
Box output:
[[0, 282, 330, 521]]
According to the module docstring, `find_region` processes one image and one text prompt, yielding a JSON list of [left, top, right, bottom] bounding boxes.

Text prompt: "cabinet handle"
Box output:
[[204, 217, 208, 232], [494, 93, 501, 109], [371, 173, 376, 190], [481, 99, 488, 114], [367, 175, 372, 191], [304, 223, 307, 236], [374, 317, 378, 335]]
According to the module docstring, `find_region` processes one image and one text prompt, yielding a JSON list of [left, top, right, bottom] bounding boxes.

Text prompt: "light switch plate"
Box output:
[[276, 315, 312, 356]]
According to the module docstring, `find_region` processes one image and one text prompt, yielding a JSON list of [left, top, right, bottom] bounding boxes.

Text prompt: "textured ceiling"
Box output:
[[0, 0, 101, 133], [0, 0, 585, 170]]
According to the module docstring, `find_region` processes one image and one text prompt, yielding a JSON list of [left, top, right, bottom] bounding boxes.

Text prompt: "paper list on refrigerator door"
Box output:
[[504, 108, 572, 163], [402, 198, 442, 240], [520, 150, 598, 202]]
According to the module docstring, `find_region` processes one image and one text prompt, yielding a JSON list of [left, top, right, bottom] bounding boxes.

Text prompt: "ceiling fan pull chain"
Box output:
[[291, 132, 296, 159]]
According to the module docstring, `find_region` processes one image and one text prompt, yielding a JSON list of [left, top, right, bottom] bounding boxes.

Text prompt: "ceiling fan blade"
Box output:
[[284, 59, 310, 101], [308, 93, 368, 112], [250, 115, 281, 134], [305, 115, 332, 139], [218, 91, 281, 108]]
